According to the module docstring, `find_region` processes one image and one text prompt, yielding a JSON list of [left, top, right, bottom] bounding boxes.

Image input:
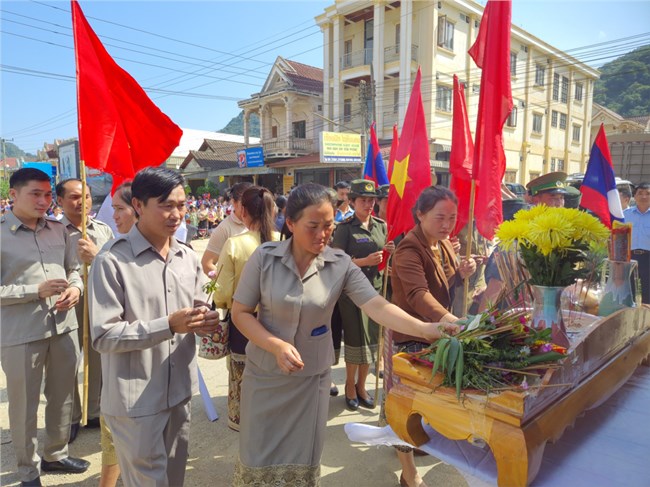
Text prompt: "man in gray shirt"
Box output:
[[56, 178, 114, 437], [1, 168, 90, 486], [89, 167, 220, 487]]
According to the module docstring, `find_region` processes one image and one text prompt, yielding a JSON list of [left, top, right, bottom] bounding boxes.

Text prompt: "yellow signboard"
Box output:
[[320, 132, 362, 163], [283, 175, 294, 195]]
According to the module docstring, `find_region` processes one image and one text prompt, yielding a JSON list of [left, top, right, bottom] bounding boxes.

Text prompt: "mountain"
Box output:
[[594, 45, 650, 117], [219, 111, 260, 137]]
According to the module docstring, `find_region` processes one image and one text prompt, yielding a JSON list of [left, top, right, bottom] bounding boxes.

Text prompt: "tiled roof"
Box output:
[[3, 157, 20, 168], [182, 150, 239, 171], [284, 59, 323, 93], [626, 115, 650, 127]]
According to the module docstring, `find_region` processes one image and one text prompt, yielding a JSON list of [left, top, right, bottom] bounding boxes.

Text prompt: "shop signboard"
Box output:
[[237, 147, 264, 168], [320, 132, 362, 163]]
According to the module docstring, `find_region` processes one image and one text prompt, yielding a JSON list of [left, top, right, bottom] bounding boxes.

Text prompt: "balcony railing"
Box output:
[[384, 44, 419, 64], [263, 138, 313, 155], [341, 48, 373, 69]]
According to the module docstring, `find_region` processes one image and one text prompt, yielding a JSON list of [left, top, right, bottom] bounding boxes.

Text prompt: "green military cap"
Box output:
[[564, 185, 582, 209], [376, 184, 390, 199], [526, 171, 568, 196], [349, 179, 377, 198]]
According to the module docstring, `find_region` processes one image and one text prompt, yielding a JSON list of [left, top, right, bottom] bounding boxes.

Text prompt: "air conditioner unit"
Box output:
[[519, 101, 526, 108]]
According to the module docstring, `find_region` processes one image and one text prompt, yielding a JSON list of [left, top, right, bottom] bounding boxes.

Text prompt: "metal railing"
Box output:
[[384, 44, 419, 64], [341, 48, 373, 69], [263, 138, 313, 153]]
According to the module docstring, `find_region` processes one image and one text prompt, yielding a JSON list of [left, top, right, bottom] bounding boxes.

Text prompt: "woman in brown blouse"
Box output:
[[388, 186, 476, 487]]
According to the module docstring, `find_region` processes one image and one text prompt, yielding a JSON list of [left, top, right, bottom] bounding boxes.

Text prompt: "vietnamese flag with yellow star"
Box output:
[[385, 67, 432, 245]]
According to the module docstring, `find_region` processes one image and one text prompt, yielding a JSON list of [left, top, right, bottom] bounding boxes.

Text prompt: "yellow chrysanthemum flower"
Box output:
[[495, 220, 527, 248], [527, 212, 574, 254], [513, 204, 547, 223]]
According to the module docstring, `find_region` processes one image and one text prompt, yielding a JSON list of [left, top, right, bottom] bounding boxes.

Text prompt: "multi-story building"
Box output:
[[315, 0, 600, 185]]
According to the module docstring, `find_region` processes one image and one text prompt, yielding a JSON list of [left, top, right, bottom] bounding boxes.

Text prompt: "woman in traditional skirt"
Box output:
[[231, 183, 459, 486], [213, 186, 279, 431], [331, 179, 395, 410]]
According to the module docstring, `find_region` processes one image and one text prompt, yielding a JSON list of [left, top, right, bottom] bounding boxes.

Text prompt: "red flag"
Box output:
[[387, 123, 399, 180], [449, 75, 474, 237], [386, 67, 432, 244], [468, 0, 513, 239], [71, 0, 182, 191]]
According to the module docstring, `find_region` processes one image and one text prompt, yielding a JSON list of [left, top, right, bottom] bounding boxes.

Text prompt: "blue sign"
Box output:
[[237, 147, 264, 168]]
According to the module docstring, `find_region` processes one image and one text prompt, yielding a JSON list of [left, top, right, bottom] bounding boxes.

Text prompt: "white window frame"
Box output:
[[436, 84, 453, 112], [437, 16, 454, 51], [535, 65, 545, 86], [551, 110, 558, 128], [575, 82, 583, 102], [561, 76, 569, 104], [559, 113, 567, 130], [572, 124, 581, 142], [532, 113, 543, 133]]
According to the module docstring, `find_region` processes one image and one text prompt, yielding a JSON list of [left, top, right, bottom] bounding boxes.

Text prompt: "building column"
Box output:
[[243, 110, 250, 146], [285, 95, 294, 149], [564, 70, 574, 172], [398, 0, 413, 126], [580, 79, 593, 172], [543, 60, 554, 175], [373, 1, 385, 135], [258, 104, 266, 141], [520, 45, 532, 184], [332, 15, 343, 131], [322, 22, 332, 129]]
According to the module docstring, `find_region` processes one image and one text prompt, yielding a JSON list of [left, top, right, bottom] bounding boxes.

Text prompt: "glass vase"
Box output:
[[598, 259, 638, 317], [531, 285, 570, 348]]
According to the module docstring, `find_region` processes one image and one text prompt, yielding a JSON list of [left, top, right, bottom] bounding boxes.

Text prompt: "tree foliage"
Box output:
[[219, 111, 260, 137], [594, 45, 650, 117]]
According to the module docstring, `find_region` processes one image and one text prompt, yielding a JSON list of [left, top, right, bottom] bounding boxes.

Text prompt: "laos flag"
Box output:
[[363, 123, 389, 186], [580, 124, 623, 228]]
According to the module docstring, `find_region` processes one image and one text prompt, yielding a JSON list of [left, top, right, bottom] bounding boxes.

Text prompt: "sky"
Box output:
[[1, 0, 649, 155]]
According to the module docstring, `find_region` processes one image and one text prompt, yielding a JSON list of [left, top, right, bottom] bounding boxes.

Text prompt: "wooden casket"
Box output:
[[385, 306, 650, 487]]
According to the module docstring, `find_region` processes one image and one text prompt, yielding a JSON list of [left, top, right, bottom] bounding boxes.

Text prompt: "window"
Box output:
[[559, 113, 567, 130], [343, 40, 352, 68], [557, 159, 565, 171], [553, 73, 560, 101], [437, 16, 454, 51], [292, 120, 306, 139], [535, 65, 545, 86], [551, 110, 558, 128], [572, 124, 581, 142], [532, 113, 543, 133], [561, 76, 569, 104], [575, 82, 583, 102], [510, 52, 517, 77], [506, 107, 518, 127], [271, 126, 278, 138], [472, 84, 480, 94], [551, 158, 556, 171], [436, 85, 452, 112], [343, 98, 352, 122], [393, 89, 399, 114]]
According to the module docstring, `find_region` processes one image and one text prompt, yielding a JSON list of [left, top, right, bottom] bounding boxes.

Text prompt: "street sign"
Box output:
[[236, 147, 264, 168]]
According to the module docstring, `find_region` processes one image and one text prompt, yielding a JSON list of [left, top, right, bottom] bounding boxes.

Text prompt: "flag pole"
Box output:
[[374, 254, 391, 408], [80, 160, 89, 427], [462, 179, 477, 316]]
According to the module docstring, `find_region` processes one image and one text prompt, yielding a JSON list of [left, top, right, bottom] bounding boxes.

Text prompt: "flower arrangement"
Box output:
[[411, 307, 567, 399], [496, 206, 609, 287]]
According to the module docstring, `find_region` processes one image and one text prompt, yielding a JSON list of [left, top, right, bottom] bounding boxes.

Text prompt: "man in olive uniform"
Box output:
[[525, 171, 568, 208], [56, 178, 114, 438], [0, 168, 90, 487]]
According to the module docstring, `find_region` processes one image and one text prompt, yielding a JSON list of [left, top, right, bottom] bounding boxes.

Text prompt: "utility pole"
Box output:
[[359, 80, 370, 174]]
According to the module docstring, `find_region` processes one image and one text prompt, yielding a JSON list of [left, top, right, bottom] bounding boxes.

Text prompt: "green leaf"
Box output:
[[447, 338, 460, 381], [455, 345, 464, 399], [432, 338, 449, 378]]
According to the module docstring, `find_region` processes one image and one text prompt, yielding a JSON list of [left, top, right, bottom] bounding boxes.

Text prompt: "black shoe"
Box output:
[[345, 396, 359, 411], [330, 385, 339, 397], [68, 422, 80, 444], [357, 393, 376, 409], [21, 478, 42, 487], [41, 457, 90, 474], [85, 417, 101, 428]]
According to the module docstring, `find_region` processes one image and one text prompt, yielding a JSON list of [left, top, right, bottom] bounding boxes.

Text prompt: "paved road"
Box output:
[[0, 237, 469, 486]]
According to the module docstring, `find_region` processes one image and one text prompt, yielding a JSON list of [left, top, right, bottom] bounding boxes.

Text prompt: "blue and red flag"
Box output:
[[580, 124, 623, 228], [363, 123, 389, 186]]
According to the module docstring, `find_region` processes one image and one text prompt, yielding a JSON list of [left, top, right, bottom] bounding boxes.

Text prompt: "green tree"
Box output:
[[0, 179, 9, 199], [594, 45, 650, 117], [195, 180, 220, 198]]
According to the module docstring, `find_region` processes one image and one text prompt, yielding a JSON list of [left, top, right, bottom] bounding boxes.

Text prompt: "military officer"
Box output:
[[89, 167, 220, 487], [1, 168, 90, 486], [331, 179, 395, 411], [526, 171, 568, 208], [56, 178, 115, 438]]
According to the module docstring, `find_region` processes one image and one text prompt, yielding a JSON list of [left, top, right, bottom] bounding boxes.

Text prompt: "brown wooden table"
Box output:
[[385, 306, 650, 487]]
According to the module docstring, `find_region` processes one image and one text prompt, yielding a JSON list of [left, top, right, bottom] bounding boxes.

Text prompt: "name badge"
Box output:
[[311, 325, 328, 337]]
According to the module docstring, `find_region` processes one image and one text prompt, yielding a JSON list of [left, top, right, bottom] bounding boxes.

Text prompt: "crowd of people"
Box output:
[[1, 166, 649, 487]]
